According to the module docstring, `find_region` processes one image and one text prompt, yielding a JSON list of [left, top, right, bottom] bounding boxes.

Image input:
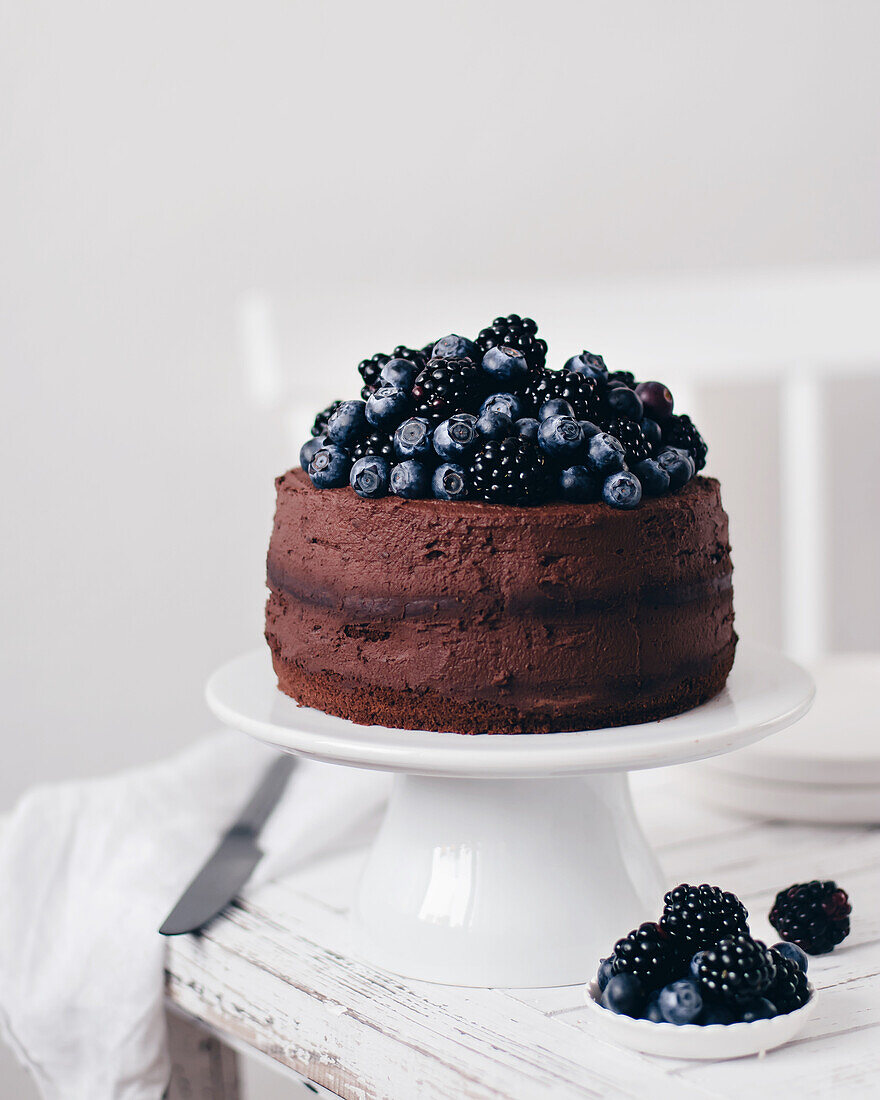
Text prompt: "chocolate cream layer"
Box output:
[[265, 468, 735, 733]]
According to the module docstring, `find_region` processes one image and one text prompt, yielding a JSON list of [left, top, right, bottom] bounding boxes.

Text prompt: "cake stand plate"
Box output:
[[206, 642, 813, 988]]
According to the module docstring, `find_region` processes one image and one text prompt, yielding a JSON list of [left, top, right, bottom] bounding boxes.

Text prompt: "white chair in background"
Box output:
[[696, 362, 880, 822]]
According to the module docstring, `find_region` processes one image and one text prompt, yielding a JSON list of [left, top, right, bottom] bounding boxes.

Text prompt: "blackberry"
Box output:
[[351, 430, 395, 462], [663, 414, 708, 472], [661, 884, 750, 951], [769, 881, 851, 955], [411, 359, 484, 424], [767, 949, 811, 1014], [602, 417, 653, 463], [521, 370, 600, 421], [311, 401, 342, 438], [475, 314, 547, 371], [392, 344, 428, 368], [608, 369, 636, 388], [469, 437, 548, 505], [694, 935, 776, 1005], [357, 353, 390, 398], [610, 922, 686, 992]]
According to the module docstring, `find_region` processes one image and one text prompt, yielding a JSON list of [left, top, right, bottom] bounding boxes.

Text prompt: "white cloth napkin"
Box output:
[[0, 731, 390, 1100]]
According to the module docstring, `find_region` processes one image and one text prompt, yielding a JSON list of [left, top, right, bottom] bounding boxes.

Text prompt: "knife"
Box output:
[[159, 753, 296, 936]]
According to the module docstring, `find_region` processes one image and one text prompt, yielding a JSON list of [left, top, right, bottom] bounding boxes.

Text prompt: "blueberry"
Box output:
[[600, 974, 645, 1018], [559, 465, 600, 502], [325, 400, 367, 446], [481, 345, 529, 385], [394, 417, 434, 460], [564, 351, 607, 384], [656, 447, 695, 490], [380, 357, 419, 390], [633, 457, 671, 497], [640, 416, 663, 451], [366, 385, 410, 428], [739, 998, 777, 1023], [643, 995, 665, 1023], [579, 420, 601, 439], [689, 951, 707, 981], [597, 957, 615, 993], [539, 397, 575, 421], [390, 459, 431, 499], [635, 381, 674, 422], [308, 444, 351, 489], [481, 392, 523, 421], [603, 470, 642, 509], [515, 417, 540, 443], [699, 1001, 737, 1026], [605, 386, 643, 420], [432, 462, 469, 501], [658, 980, 703, 1025], [433, 333, 478, 363], [349, 455, 390, 499], [476, 409, 515, 440], [300, 434, 326, 471], [584, 432, 626, 476], [433, 413, 479, 461], [772, 942, 809, 973], [538, 415, 585, 459]]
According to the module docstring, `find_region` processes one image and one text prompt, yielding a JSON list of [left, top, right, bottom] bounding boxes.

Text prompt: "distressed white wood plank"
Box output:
[[166, 777, 880, 1100], [496, 983, 587, 1015], [673, 1014, 880, 1098], [168, 887, 717, 1100], [168, 880, 717, 1100]]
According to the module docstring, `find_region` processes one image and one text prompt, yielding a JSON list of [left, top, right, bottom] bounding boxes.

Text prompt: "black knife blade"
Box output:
[[159, 753, 295, 935]]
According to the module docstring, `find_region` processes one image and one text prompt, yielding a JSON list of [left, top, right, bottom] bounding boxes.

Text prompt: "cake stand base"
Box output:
[[353, 772, 664, 986], [207, 642, 813, 987]]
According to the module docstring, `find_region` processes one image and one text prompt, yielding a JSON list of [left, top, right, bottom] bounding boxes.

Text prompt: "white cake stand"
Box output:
[[206, 641, 813, 988]]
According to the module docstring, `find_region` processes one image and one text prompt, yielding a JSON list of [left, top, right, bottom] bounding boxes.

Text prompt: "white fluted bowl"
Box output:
[[583, 980, 816, 1059]]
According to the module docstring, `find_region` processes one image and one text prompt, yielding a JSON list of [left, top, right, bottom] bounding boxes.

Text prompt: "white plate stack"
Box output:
[[696, 654, 880, 824]]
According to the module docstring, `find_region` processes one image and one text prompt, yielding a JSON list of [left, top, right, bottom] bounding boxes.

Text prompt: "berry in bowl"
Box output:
[[583, 883, 822, 1059]]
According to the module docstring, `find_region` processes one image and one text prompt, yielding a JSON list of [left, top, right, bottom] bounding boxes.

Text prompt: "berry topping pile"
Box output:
[[301, 314, 707, 506], [593, 879, 846, 1025]]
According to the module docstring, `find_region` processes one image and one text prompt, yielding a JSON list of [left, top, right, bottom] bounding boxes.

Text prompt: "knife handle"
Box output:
[[233, 754, 296, 835]]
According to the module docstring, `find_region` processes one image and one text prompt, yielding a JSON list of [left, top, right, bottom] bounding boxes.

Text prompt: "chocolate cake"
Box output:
[[266, 468, 734, 734], [266, 314, 735, 734]]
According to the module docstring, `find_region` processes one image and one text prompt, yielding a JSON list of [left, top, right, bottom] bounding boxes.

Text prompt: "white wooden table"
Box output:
[[165, 766, 880, 1099]]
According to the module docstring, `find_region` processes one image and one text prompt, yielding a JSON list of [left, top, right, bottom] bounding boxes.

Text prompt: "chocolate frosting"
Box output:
[[266, 469, 735, 733]]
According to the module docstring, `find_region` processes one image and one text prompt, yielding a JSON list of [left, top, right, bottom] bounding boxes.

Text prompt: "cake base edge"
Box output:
[[267, 638, 737, 735]]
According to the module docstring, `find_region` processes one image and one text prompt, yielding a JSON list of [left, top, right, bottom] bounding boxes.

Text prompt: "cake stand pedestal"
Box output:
[[206, 642, 813, 988]]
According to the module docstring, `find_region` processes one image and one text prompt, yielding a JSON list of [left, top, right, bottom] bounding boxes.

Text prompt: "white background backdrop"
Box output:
[[2, 1, 880, 1096]]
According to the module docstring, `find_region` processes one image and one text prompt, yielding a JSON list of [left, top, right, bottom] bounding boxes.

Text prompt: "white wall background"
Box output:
[[2, 1, 880, 1096]]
